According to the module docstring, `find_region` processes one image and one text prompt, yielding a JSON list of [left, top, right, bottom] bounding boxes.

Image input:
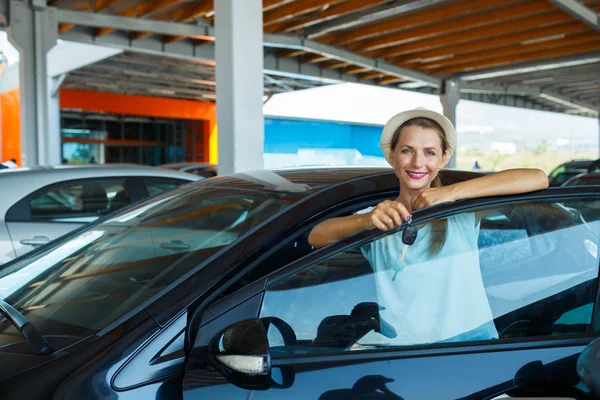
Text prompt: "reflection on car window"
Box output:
[[143, 177, 189, 197], [29, 179, 131, 222], [0, 186, 297, 351], [260, 198, 600, 355]]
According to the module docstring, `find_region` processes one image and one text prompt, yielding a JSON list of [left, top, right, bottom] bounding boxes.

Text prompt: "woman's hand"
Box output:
[[367, 200, 411, 231], [411, 186, 457, 211]]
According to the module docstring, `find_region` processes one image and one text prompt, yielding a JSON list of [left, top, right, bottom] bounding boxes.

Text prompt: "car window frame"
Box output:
[[5, 176, 146, 223], [254, 191, 600, 357]]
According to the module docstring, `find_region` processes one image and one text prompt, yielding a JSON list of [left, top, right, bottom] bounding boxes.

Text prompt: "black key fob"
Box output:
[[402, 225, 418, 245]]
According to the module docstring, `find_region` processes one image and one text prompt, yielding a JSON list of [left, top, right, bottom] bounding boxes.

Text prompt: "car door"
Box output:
[[182, 192, 600, 399], [6, 177, 135, 258]]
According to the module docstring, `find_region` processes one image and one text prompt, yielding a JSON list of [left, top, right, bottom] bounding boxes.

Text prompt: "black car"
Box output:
[[564, 172, 600, 187], [548, 159, 600, 187], [1, 167, 600, 399]]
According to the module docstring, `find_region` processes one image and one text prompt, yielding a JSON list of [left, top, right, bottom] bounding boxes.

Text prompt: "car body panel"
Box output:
[[7, 221, 82, 258], [0, 165, 201, 264], [184, 343, 586, 399]]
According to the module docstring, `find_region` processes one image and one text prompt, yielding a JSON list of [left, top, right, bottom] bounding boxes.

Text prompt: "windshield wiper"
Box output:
[[0, 300, 53, 355]]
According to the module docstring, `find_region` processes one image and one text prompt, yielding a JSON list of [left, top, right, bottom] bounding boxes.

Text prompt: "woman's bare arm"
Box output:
[[308, 201, 411, 248], [411, 168, 549, 210], [307, 214, 371, 248]]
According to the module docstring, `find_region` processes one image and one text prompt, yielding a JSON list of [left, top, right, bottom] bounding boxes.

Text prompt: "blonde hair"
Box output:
[[390, 117, 448, 257]]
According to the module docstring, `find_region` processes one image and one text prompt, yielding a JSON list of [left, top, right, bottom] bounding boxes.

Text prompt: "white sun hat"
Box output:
[[380, 107, 457, 166]]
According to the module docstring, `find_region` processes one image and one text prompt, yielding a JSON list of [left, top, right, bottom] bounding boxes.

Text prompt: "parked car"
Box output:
[[160, 162, 218, 178], [563, 171, 600, 187], [548, 159, 600, 187], [0, 167, 599, 399], [0, 164, 201, 264]]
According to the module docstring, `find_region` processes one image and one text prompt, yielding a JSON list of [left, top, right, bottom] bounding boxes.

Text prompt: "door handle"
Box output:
[[160, 240, 191, 250], [20, 236, 50, 247]]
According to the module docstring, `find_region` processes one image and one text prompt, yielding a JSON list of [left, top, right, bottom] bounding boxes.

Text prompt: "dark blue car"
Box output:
[[0, 167, 599, 399]]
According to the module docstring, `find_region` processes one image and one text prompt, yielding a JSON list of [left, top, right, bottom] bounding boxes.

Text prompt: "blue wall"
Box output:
[[264, 117, 383, 157]]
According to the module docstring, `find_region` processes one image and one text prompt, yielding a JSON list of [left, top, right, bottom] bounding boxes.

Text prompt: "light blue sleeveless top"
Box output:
[[360, 211, 498, 345]]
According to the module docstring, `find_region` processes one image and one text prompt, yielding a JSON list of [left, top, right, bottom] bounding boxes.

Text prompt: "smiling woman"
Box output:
[[307, 107, 549, 347]]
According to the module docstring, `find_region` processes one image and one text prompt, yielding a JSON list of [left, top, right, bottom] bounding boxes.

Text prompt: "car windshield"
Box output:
[[0, 184, 298, 350]]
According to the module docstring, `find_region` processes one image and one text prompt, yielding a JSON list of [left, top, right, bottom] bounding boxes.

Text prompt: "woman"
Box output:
[[308, 107, 549, 346]]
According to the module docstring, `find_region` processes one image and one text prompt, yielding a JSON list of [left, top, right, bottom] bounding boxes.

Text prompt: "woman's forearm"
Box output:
[[308, 214, 371, 248], [448, 168, 548, 201]]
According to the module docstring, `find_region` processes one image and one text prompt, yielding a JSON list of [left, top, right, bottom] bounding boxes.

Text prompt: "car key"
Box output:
[[392, 218, 418, 281]]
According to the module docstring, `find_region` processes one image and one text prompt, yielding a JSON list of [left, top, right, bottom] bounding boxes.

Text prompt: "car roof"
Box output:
[[160, 162, 216, 169], [0, 164, 202, 216], [192, 166, 483, 195], [0, 164, 203, 177], [559, 159, 595, 170]]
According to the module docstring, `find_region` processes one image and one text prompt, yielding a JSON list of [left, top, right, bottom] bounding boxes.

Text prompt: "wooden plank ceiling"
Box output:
[[49, 0, 600, 109]]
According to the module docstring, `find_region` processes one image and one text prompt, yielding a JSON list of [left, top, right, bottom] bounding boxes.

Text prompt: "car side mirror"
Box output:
[[577, 338, 600, 396], [207, 318, 296, 391], [208, 318, 270, 390]]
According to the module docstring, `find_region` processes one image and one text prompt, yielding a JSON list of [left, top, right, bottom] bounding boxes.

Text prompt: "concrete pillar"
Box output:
[[214, 0, 264, 174], [6, 1, 59, 166], [440, 79, 460, 168]]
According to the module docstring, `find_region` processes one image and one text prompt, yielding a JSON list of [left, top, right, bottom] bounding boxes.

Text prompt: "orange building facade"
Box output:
[[0, 89, 218, 166]]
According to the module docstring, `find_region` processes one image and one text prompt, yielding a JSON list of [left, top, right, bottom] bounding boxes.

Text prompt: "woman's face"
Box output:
[[389, 125, 447, 191]]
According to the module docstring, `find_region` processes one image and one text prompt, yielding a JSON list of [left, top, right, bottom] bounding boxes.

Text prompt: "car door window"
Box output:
[[259, 198, 600, 355], [29, 179, 131, 222], [143, 177, 189, 197]]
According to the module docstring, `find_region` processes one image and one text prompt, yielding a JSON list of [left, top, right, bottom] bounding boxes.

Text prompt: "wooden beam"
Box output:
[[277, 49, 307, 58], [379, 76, 406, 85], [138, 0, 193, 19], [392, 21, 588, 65], [58, 0, 124, 33], [344, 66, 369, 75], [349, 0, 556, 53], [360, 71, 385, 80], [323, 0, 515, 45], [321, 60, 349, 69], [420, 32, 600, 71], [301, 54, 330, 63], [126, 0, 214, 41], [428, 40, 600, 75], [267, 0, 389, 33], [263, 0, 297, 12], [264, 0, 346, 27], [369, 11, 572, 59], [59, 23, 75, 33]]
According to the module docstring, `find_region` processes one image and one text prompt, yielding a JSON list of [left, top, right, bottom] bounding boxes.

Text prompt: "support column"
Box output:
[[214, 0, 264, 174], [6, 1, 59, 166], [440, 79, 460, 168]]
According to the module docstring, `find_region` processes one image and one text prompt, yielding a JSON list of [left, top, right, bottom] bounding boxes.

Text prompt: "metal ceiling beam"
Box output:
[[433, 42, 600, 75], [263, 33, 441, 87], [60, 28, 216, 62], [549, 0, 600, 32], [458, 54, 600, 80], [56, 8, 437, 87], [57, 8, 214, 40], [460, 82, 598, 115]]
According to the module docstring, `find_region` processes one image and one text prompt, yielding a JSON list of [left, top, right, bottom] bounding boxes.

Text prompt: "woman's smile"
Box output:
[[406, 171, 428, 180]]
